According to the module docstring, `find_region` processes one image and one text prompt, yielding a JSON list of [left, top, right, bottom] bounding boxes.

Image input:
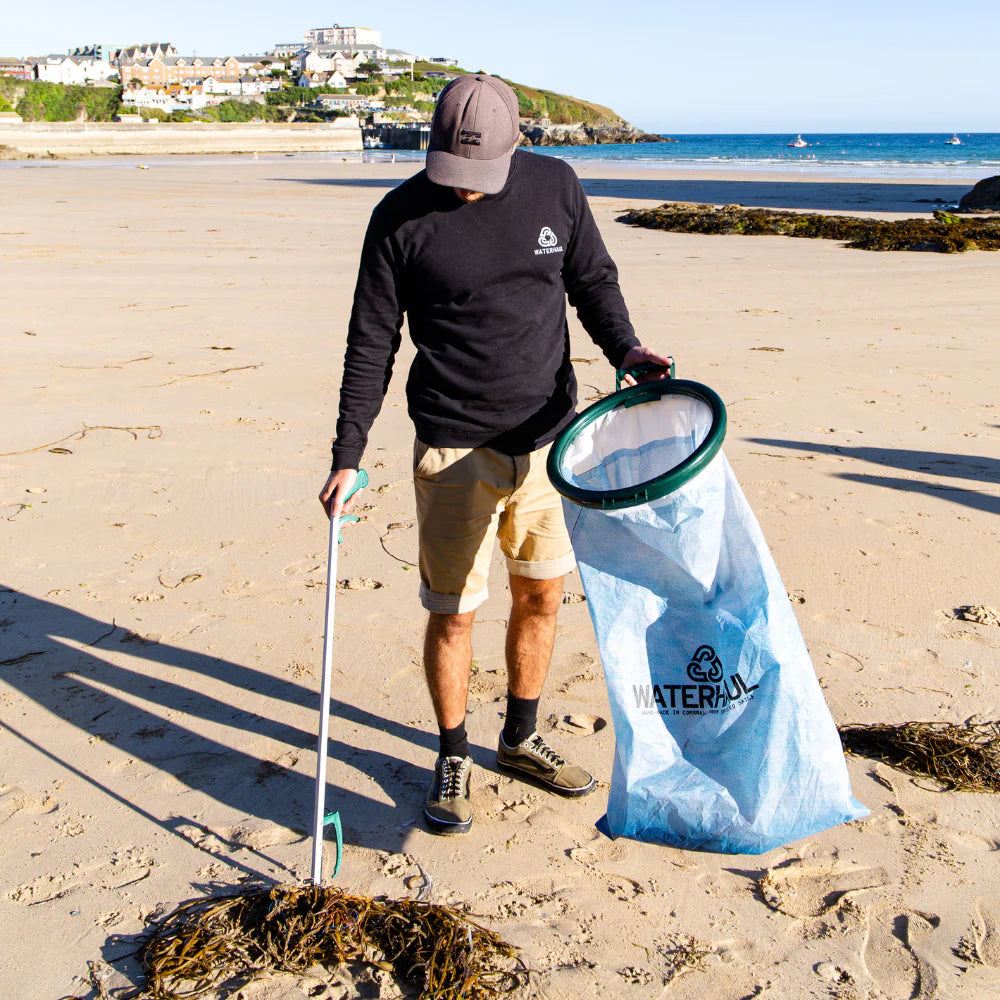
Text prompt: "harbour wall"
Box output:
[[0, 121, 363, 157]]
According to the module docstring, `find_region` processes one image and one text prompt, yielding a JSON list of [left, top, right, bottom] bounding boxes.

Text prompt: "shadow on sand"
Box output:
[[272, 175, 971, 214], [747, 437, 1000, 516], [0, 587, 463, 867]]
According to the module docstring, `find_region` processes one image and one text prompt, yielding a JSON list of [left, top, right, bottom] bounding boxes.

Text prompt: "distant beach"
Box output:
[[3, 127, 998, 181]]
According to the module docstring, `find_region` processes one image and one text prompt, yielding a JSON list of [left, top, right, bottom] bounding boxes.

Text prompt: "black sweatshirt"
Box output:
[[331, 149, 638, 471]]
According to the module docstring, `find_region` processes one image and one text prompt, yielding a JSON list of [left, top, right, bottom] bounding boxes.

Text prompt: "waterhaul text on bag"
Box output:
[[548, 373, 867, 855]]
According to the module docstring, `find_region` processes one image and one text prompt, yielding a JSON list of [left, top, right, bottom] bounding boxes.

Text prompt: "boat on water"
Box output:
[[945, 132, 962, 145], [787, 134, 809, 148]]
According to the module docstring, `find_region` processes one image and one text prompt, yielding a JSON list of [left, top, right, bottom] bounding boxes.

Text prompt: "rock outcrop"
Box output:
[[958, 175, 1000, 213], [519, 122, 672, 146]]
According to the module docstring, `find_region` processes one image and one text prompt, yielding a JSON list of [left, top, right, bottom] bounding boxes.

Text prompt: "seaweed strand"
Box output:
[[618, 203, 1000, 253], [139, 884, 525, 1000], [839, 719, 1000, 792]]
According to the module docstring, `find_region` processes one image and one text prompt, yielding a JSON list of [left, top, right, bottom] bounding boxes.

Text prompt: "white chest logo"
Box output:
[[534, 226, 564, 256], [537, 226, 558, 248]]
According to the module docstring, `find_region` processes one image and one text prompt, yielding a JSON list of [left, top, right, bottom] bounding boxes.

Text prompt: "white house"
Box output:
[[234, 55, 270, 77], [269, 42, 304, 59], [300, 70, 348, 88], [121, 87, 175, 112], [201, 76, 242, 97], [238, 75, 270, 96], [34, 54, 115, 85], [297, 72, 331, 88], [292, 49, 364, 77], [305, 24, 381, 48], [0, 58, 33, 80], [315, 93, 383, 113]]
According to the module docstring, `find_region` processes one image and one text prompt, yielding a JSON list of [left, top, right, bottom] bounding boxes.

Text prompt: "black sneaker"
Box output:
[[423, 755, 473, 836], [496, 732, 596, 797]]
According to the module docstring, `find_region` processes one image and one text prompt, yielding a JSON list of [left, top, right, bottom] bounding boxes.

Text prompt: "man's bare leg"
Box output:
[[422, 609, 477, 835], [505, 574, 564, 699], [498, 573, 595, 795], [423, 609, 476, 730]]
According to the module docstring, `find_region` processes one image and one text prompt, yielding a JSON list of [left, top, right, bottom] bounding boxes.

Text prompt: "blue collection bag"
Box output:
[[548, 377, 867, 854]]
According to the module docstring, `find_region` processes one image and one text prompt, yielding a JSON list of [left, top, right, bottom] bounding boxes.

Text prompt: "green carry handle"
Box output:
[[615, 359, 676, 392]]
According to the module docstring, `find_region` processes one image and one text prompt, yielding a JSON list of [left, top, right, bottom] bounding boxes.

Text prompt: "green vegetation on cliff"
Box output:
[[0, 67, 633, 130], [387, 62, 627, 125], [503, 81, 622, 126], [0, 78, 122, 121]]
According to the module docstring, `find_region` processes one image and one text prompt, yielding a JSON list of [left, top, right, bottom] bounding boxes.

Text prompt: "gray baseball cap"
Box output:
[[426, 74, 520, 195]]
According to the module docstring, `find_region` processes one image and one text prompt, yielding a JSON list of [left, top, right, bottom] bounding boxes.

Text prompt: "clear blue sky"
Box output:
[[4, 1, 996, 132]]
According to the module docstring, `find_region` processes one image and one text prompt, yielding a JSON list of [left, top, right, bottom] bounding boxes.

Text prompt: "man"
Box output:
[[319, 74, 669, 836]]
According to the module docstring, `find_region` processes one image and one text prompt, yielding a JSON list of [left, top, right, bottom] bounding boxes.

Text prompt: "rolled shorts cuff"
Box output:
[[419, 582, 489, 615], [506, 552, 577, 580]]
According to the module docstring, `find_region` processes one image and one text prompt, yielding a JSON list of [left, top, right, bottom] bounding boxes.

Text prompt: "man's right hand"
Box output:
[[318, 468, 359, 522]]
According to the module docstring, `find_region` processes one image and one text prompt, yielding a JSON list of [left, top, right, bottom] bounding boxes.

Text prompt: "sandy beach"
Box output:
[[2, 156, 999, 1000]]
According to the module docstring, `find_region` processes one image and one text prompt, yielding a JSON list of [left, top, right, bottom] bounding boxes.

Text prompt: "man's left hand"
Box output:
[[620, 346, 674, 386]]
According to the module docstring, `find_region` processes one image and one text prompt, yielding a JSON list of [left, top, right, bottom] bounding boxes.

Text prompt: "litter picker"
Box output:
[[311, 468, 368, 884]]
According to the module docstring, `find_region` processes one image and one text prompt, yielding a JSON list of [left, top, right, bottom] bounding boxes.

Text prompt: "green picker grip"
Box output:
[[323, 811, 343, 878], [336, 468, 368, 544], [615, 360, 676, 392]]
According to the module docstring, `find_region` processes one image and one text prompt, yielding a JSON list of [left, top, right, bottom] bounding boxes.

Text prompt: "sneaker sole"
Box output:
[[423, 807, 472, 836], [495, 758, 597, 798]]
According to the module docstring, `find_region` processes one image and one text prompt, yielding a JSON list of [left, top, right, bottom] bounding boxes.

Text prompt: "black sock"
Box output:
[[438, 721, 470, 760], [502, 693, 539, 747]]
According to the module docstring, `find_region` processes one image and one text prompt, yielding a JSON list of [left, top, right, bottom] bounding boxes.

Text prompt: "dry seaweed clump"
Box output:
[[617, 203, 1000, 252], [139, 884, 526, 999], [838, 719, 1000, 792]]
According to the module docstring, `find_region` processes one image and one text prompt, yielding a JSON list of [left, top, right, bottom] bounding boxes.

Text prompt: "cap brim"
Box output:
[[426, 148, 512, 195]]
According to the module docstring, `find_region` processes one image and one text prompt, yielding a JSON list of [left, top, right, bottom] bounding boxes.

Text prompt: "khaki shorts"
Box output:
[[413, 439, 576, 614]]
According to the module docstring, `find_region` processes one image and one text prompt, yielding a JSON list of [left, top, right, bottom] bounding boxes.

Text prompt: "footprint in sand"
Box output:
[[554, 714, 607, 735], [952, 604, 1000, 627], [758, 858, 889, 918], [0, 784, 57, 825], [219, 817, 306, 851], [337, 577, 384, 591], [863, 909, 939, 999], [282, 554, 323, 576], [963, 898, 1000, 968]]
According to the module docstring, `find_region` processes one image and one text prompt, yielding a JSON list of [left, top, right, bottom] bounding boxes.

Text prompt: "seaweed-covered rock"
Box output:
[[617, 202, 1000, 253], [958, 175, 1000, 213]]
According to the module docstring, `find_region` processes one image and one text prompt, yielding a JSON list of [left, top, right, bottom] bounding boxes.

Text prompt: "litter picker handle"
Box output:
[[615, 360, 676, 392], [310, 468, 368, 885]]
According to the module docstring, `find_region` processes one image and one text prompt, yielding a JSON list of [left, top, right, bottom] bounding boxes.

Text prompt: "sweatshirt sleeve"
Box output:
[[561, 169, 639, 369], [330, 207, 406, 471]]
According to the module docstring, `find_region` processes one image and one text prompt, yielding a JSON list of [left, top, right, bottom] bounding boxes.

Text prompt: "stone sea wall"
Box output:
[[0, 121, 362, 158]]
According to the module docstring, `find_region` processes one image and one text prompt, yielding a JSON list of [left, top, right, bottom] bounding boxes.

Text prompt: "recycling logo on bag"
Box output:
[[632, 643, 759, 716], [687, 645, 724, 682]]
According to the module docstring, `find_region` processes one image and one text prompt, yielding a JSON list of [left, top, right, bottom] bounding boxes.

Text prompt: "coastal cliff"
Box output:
[[519, 122, 670, 146]]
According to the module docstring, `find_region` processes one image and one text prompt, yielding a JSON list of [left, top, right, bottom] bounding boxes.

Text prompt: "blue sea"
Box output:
[[367, 133, 1000, 181]]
